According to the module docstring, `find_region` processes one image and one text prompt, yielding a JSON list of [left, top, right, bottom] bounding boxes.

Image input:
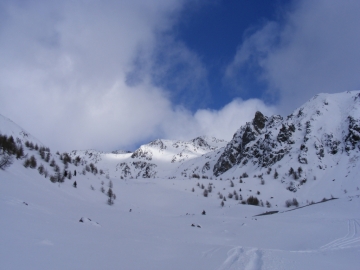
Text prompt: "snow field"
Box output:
[[1, 160, 359, 270]]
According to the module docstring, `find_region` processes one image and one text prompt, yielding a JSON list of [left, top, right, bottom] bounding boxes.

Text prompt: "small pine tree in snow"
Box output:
[[203, 189, 208, 197], [247, 196, 259, 206], [50, 175, 57, 183], [107, 188, 115, 205], [16, 146, 24, 159], [274, 169, 279, 179], [56, 171, 64, 183], [29, 155, 37, 169], [38, 164, 45, 175], [0, 153, 13, 170], [50, 159, 56, 167], [292, 198, 299, 207], [45, 153, 50, 163], [285, 199, 292, 207], [54, 164, 60, 172], [23, 158, 31, 168]]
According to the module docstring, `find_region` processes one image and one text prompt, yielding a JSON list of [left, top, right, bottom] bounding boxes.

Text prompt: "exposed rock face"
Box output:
[[252, 111, 267, 132], [213, 112, 289, 176], [345, 116, 360, 151], [131, 148, 153, 160], [213, 91, 360, 176]]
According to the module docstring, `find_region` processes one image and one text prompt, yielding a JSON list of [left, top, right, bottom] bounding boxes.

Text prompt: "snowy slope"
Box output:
[[0, 113, 42, 146], [1, 158, 359, 270], [1, 91, 360, 269]]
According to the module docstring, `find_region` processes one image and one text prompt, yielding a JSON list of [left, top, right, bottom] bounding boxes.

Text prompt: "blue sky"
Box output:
[[1, 0, 360, 152], [155, 0, 291, 111], [174, 0, 288, 109]]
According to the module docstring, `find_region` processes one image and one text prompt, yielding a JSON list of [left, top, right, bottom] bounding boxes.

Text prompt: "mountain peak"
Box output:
[[252, 111, 267, 132]]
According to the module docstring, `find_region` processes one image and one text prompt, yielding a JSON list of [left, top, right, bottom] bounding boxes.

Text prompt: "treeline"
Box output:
[[1, 133, 102, 183]]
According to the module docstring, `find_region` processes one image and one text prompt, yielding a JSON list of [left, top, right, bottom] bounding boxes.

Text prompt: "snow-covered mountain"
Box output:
[[1, 91, 360, 269], [66, 91, 360, 201], [69, 136, 227, 179], [214, 91, 360, 177], [2, 91, 359, 203]]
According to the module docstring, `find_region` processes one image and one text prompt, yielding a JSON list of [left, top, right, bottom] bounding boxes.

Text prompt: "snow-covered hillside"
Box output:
[[0, 113, 42, 146], [1, 152, 359, 269], [1, 91, 360, 269]]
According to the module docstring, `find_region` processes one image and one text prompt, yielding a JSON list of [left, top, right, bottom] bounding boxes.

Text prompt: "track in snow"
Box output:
[[320, 219, 360, 250], [218, 247, 262, 270]]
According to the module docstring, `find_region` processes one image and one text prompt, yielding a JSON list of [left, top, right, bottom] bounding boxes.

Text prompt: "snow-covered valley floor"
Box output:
[[1, 162, 359, 270]]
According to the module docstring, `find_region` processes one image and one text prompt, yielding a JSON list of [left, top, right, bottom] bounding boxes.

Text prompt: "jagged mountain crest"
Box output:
[[1, 90, 360, 209], [2, 91, 359, 200], [213, 91, 360, 177]]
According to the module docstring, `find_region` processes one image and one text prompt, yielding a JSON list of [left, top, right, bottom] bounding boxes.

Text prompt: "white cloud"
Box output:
[[162, 99, 276, 142], [0, 0, 276, 152], [226, 0, 360, 114], [0, 0, 180, 151]]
